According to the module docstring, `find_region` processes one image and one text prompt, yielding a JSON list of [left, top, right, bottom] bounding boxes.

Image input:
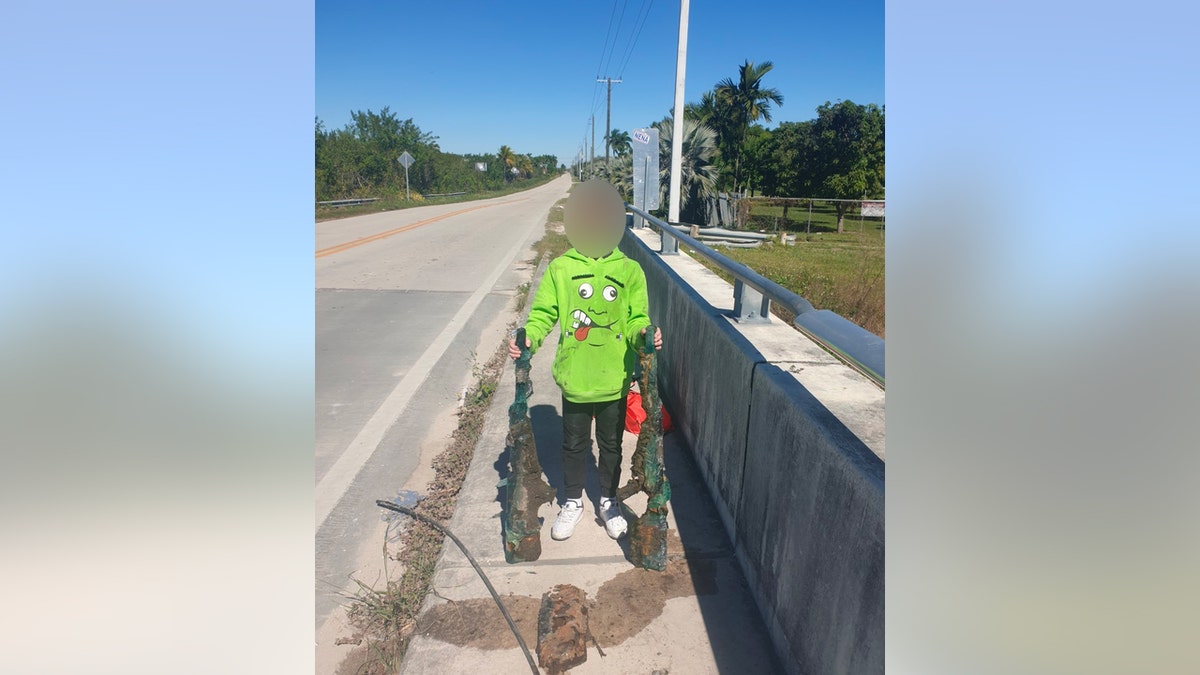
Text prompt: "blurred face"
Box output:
[[564, 179, 625, 258]]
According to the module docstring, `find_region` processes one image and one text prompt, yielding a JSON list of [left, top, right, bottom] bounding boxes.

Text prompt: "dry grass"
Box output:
[[531, 193, 572, 263], [337, 339, 508, 675]]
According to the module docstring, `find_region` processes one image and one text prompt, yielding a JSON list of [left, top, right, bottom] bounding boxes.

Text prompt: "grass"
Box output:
[[316, 172, 563, 222], [744, 199, 885, 243], [530, 189, 573, 263], [687, 199, 885, 337]]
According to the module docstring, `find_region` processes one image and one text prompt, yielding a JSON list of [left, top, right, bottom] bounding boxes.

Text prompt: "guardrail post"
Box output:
[[661, 228, 679, 255], [733, 280, 771, 323]]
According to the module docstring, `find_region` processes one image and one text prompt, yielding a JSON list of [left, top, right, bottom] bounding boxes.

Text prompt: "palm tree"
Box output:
[[517, 155, 534, 179], [652, 115, 719, 224], [715, 60, 784, 193], [497, 145, 517, 182], [607, 129, 632, 158], [607, 153, 633, 202]]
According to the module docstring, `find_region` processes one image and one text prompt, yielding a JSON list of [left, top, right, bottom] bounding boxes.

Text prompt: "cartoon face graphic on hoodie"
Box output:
[[523, 247, 651, 403]]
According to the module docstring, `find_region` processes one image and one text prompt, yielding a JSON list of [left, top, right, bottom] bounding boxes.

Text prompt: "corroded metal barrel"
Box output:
[[504, 328, 554, 563], [618, 325, 672, 571]]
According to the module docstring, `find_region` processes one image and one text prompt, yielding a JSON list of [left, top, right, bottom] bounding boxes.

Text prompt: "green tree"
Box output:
[[740, 124, 772, 196], [652, 115, 719, 224], [313, 108, 439, 199], [348, 107, 438, 193], [715, 60, 784, 193], [607, 129, 632, 158], [607, 153, 633, 202], [497, 145, 517, 182], [809, 101, 885, 232], [686, 90, 738, 189]]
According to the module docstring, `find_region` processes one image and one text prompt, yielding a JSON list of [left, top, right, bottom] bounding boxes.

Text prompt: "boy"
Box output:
[[509, 179, 662, 540]]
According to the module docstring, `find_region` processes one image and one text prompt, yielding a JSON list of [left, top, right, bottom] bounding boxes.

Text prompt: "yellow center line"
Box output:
[[315, 197, 527, 259]]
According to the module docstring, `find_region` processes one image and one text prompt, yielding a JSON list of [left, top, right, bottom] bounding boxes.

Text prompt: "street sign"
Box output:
[[631, 127, 660, 221], [861, 200, 885, 218], [398, 151, 415, 200]]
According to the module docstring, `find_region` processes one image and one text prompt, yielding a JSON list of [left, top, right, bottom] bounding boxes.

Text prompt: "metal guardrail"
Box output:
[[317, 197, 380, 207], [625, 203, 885, 387], [317, 192, 468, 207]]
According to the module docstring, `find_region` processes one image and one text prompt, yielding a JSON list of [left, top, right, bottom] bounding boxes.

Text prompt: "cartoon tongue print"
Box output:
[[571, 309, 594, 341]]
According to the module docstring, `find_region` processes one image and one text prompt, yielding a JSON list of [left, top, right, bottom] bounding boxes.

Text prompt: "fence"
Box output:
[[626, 202, 884, 387], [618, 222, 885, 675], [740, 196, 884, 240]]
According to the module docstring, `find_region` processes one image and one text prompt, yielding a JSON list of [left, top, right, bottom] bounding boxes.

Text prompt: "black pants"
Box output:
[[561, 396, 625, 501]]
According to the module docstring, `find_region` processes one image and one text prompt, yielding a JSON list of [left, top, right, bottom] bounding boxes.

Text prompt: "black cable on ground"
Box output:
[[375, 499, 539, 675]]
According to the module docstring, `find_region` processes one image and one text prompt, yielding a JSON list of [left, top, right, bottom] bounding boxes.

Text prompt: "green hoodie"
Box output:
[[524, 247, 651, 403]]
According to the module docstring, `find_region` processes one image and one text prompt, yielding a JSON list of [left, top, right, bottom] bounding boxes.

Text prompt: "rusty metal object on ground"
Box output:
[[536, 584, 589, 674]]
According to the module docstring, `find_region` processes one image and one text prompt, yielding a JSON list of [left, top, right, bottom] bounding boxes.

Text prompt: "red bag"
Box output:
[[625, 390, 673, 434]]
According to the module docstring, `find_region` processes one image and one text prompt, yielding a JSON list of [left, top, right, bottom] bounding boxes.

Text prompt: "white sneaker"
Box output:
[[551, 499, 584, 540], [599, 498, 627, 539]]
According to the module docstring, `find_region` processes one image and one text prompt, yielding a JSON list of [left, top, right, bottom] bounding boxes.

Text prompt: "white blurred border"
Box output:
[[887, 1, 1200, 673]]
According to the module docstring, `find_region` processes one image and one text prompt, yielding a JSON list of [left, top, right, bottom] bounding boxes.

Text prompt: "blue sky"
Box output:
[[317, 0, 883, 166]]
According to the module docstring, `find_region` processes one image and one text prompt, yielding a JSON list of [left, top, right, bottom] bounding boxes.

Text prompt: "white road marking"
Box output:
[[314, 214, 538, 528]]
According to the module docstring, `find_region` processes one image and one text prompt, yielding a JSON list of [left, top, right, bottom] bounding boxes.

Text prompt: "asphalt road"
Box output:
[[315, 175, 572, 629]]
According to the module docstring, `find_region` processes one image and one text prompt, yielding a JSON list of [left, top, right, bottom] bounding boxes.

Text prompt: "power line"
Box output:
[[616, 0, 656, 79], [600, 0, 630, 77], [594, 0, 621, 78]]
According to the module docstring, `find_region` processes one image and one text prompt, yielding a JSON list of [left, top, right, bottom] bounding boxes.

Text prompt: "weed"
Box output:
[[339, 338, 510, 675], [531, 195, 572, 262], [514, 282, 531, 314]]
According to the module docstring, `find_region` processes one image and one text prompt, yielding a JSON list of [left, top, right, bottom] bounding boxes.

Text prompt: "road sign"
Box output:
[[631, 127, 660, 221], [398, 151, 414, 200], [861, 200, 885, 218]]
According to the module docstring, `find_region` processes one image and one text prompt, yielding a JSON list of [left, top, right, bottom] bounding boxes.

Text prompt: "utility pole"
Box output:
[[597, 77, 622, 168], [668, 0, 690, 224], [590, 115, 595, 175]]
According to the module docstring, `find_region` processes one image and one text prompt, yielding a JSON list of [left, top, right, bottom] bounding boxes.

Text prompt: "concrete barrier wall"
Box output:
[[621, 231, 884, 675]]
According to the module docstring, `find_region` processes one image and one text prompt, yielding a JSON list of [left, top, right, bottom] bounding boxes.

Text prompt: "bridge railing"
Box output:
[[625, 202, 885, 387]]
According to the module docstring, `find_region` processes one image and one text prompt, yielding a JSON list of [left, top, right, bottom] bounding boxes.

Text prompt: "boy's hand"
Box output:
[[509, 336, 531, 360], [640, 326, 663, 350]]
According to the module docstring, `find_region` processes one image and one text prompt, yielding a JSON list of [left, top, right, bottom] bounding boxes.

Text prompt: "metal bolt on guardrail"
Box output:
[[625, 202, 885, 387]]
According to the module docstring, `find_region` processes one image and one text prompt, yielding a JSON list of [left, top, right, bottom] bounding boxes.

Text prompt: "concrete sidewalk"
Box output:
[[399, 327, 783, 674]]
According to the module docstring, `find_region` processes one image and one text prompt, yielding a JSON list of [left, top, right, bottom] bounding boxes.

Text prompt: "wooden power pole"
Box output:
[[597, 77, 622, 167]]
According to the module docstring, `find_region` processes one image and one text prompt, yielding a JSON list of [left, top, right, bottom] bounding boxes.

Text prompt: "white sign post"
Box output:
[[398, 150, 415, 200], [631, 127, 660, 231]]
